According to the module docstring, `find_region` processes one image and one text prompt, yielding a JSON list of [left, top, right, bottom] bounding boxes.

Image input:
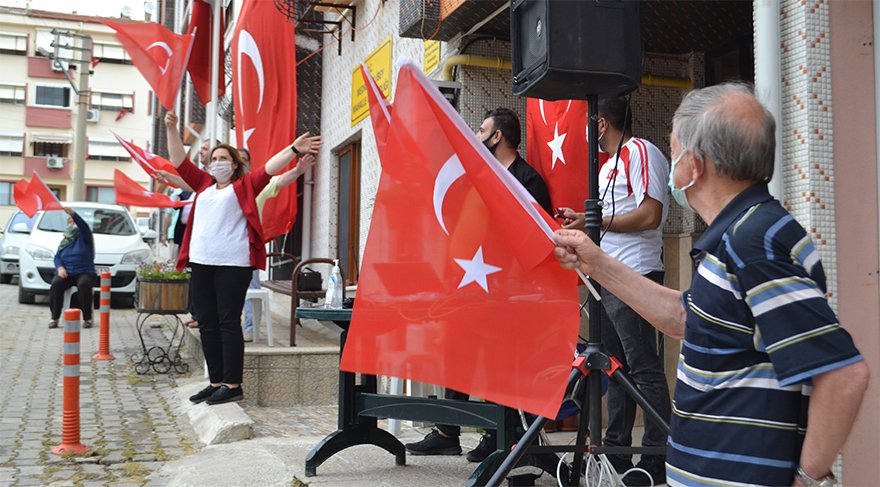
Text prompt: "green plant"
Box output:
[[136, 259, 190, 280]]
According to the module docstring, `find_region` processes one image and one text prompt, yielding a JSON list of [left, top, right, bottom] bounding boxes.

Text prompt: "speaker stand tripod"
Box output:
[[486, 95, 670, 487]]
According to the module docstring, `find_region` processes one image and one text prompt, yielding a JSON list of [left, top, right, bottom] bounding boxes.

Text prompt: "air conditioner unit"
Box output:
[[86, 108, 100, 123], [50, 58, 69, 72], [46, 156, 64, 169]]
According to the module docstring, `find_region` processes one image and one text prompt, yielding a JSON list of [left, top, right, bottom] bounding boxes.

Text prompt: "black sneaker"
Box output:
[[466, 433, 498, 462], [604, 453, 634, 474], [83, 320, 93, 329], [189, 385, 220, 404], [405, 429, 462, 456], [48, 320, 59, 329], [623, 457, 666, 486], [206, 385, 244, 405]]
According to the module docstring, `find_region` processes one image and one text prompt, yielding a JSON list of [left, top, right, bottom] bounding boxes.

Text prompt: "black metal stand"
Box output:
[[297, 307, 566, 484], [130, 311, 190, 374], [486, 95, 670, 487]]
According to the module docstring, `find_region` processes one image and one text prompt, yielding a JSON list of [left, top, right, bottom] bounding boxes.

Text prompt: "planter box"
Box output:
[[136, 278, 189, 314]]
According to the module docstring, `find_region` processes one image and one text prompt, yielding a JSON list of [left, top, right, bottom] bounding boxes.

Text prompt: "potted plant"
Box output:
[[135, 260, 190, 313]]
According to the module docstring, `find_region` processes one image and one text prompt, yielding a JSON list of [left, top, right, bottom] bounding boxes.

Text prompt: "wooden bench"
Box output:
[[262, 253, 342, 346]]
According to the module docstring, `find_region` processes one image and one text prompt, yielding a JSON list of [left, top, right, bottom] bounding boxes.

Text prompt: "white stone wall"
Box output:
[[313, 0, 439, 265], [779, 0, 837, 308]]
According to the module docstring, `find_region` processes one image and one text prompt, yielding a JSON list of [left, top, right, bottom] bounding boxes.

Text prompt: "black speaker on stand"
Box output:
[[511, 0, 642, 100], [487, 2, 669, 486]]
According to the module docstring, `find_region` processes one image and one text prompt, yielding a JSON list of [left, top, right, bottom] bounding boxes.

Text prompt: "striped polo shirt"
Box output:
[[667, 184, 863, 486]]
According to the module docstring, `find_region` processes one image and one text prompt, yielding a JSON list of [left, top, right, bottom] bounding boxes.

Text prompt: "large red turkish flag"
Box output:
[[102, 21, 195, 111], [187, 0, 226, 104], [232, 0, 297, 241], [111, 132, 182, 186], [114, 170, 190, 209], [341, 61, 580, 418], [16, 173, 63, 217], [526, 98, 609, 212]]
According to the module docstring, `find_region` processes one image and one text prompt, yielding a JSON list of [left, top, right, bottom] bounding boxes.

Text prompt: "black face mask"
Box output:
[[482, 131, 498, 155]]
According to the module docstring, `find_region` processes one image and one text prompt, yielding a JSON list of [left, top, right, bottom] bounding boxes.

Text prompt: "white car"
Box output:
[[18, 202, 156, 305], [0, 211, 37, 284]]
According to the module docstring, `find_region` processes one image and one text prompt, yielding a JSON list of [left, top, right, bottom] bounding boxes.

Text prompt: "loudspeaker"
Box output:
[[511, 0, 642, 100]]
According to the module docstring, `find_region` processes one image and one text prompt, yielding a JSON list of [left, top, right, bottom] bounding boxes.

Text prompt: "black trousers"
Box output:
[[190, 263, 252, 384], [49, 273, 96, 321]]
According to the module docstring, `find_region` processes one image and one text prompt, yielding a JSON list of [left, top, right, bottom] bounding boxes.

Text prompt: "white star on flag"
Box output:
[[454, 246, 502, 293], [546, 122, 567, 170]]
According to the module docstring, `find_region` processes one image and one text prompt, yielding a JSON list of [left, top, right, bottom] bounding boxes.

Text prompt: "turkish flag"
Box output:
[[114, 170, 191, 209], [111, 132, 182, 187], [187, 0, 226, 104], [12, 179, 36, 217], [102, 20, 195, 111], [526, 98, 609, 212], [16, 173, 63, 217], [232, 0, 297, 241], [340, 61, 580, 418], [360, 64, 391, 159]]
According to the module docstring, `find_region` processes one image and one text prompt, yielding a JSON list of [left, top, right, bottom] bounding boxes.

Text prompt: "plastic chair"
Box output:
[[245, 288, 273, 346], [62, 287, 74, 311]]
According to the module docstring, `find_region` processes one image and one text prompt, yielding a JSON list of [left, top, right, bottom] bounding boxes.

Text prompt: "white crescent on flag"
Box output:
[[146, 41, 172, 74], [236, 30, 265, 150], [432, 155, 465, 236]]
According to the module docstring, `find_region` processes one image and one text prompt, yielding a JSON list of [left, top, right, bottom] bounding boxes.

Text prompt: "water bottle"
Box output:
[[324, 260, 344, 309]]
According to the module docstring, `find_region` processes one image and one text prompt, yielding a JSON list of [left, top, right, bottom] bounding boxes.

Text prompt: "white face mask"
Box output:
[[209, 161, 233, 183], [668, 150, 696, 211]]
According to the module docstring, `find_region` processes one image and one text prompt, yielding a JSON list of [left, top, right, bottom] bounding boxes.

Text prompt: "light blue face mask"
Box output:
[[668, 149, 696, 211]]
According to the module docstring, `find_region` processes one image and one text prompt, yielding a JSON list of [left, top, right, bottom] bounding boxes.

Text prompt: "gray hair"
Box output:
[[672, 83, 775, 182]]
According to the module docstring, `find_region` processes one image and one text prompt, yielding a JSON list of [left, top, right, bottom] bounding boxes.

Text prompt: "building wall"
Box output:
[[828, 2, 880, 483], [314, 0, 434, 263], [0, 10, 153, 226]]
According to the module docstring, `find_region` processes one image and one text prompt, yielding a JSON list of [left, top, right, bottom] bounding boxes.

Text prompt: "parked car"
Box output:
[[18, 202, 156, 306], [0, 211, 37, 284]]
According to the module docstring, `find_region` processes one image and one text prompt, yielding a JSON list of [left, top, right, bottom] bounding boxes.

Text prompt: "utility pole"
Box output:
[[71, 34, 92, 201], [47, 30, 92, 201]]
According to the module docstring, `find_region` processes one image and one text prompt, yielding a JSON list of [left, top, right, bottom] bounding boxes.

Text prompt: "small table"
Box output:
[[131, 309, 189, 374], [296, 307, 563, 486]]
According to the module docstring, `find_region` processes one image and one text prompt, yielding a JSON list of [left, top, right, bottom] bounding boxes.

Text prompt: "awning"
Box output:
[[30, 132, 73, 144]]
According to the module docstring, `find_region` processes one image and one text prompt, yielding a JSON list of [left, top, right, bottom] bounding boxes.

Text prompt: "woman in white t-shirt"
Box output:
[[160, 112, 321, 405]]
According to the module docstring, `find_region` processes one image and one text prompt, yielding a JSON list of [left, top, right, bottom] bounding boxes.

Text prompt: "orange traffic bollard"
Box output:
[[51, 308, 90, 456], [92, 271, 114, 361]]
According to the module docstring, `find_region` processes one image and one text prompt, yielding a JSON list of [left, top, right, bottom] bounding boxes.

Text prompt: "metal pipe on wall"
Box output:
[[754, 0, 784, 200]]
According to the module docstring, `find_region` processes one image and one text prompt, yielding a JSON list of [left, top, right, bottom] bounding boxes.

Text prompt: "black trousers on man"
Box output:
[[49, 273, 96, 321], [190, 263, 252, 384]]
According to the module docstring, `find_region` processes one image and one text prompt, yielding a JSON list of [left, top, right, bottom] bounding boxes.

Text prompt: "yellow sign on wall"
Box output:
[[351, 37, 393, 126], [424, 40, 441, 74]]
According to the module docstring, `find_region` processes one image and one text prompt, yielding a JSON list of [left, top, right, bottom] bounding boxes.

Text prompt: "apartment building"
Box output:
[[0, 6, 154, 225]]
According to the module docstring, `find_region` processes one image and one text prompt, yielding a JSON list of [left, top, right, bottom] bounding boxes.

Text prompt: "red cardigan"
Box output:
[[175, 158, 271, 271]]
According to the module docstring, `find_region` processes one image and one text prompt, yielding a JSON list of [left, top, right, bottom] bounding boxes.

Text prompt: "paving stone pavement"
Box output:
[[0, 282, 198, 486], [0, 282, 657, 486]]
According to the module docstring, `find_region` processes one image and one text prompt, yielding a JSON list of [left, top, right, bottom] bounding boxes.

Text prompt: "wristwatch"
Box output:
[[290, 144, 300, 155], [796, 466, 836, 487]]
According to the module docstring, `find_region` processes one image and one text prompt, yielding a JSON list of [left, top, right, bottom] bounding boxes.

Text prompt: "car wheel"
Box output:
[[18, 285, 35, 304], [0, 274, 11, 284]]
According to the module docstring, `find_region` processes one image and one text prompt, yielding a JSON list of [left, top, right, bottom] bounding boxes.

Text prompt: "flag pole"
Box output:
[[208, 0, 221, 147]]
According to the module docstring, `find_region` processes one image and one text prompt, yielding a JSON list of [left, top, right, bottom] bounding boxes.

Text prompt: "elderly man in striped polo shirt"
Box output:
[[553, 83, 869, 487]]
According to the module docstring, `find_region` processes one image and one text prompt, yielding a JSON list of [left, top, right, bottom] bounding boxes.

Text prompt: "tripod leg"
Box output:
[[485, 368, 582, 487], [609, 368, 670, 435]]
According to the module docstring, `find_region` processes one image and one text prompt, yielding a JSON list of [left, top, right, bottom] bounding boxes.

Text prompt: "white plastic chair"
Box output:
[[245, 288, 273, 346]]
